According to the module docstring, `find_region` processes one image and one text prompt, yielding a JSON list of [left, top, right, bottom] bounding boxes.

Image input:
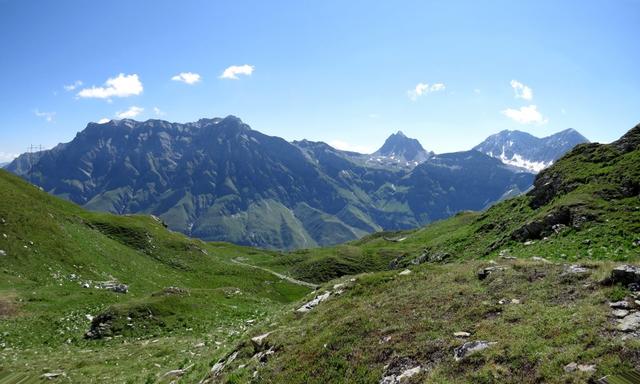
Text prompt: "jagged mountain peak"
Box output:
[[375, 131, 428, 159], [473, 128, 589, 173]]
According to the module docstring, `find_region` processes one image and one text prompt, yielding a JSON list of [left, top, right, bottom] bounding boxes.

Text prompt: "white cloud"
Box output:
[[63, 80, 83, 91], [97, 118, 110, 124], [501, 105, 548, 124], [408, 82, 446, 101], [0, 152, 19, 162], [153, 107, 165, 116], [328, 140, 374, 154], [220, 64, 254, 79], [510, 80, 533, 100], [77, 73, 143, 99], [34, 109, 55, 122], [171, 72, 201, 84], [116, 106, 144, 119]]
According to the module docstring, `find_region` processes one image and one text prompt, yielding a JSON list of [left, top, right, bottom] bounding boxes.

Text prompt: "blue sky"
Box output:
[[1, 0, 639, 161]]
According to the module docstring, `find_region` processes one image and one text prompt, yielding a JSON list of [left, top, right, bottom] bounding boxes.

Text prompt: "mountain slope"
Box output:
[[208, 123, 640, 384], [7, 117, 532, 250], [0, 169, 310, 382], [366, 130, 433, 168], [473, 128, 589, 172]]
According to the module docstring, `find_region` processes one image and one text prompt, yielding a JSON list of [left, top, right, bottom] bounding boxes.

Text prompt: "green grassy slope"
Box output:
[[207, 124, 640, 383], [0, 170, 310, 383]]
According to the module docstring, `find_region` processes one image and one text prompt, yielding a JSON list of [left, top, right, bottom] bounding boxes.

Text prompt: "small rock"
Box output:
[[0, 250, 5, 256], [524, 240, 535, 246], [380, 366, 422, 384], [42, 372, 65, 380], [251, 332, 271, 352], [194, 342, 205, 348], [511, 298, 521, 304], [160, 364, 193, 380], [583, 239, 592, 245], [477, 266, 506, 280], [398, 269, 412, 276], [1, 233, 6, 239], [454, 341, 496, 361], [333, 283, 345, 290], [609, 300, 631, 309], [564, 264, 589, 274], [564, 362, 596, 374], [610, 265, 640, 285], [617, 312, 640, 332], [532, 256, 551, 263], [633, 239, 640, 247], [297, 292, 331, 313], [611, 309, 630, 318], [454, 331, 471, 338]]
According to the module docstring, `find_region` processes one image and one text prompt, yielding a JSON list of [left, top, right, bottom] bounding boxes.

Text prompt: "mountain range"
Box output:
[[6, 116, 585, 249], [473, 128, 589, 172]]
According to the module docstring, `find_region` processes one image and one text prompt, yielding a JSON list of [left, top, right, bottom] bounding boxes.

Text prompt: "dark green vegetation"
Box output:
[[205, 124, 640, 383], [0, 170, 310, 382], [7, 116, 535, 250]]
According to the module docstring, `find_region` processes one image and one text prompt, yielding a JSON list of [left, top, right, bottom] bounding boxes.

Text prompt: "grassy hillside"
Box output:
[[0, 170, 310, 383], [206, 124, 640, 383]]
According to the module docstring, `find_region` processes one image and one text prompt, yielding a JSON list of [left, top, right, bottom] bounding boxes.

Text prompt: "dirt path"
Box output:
[[231, 259, 319, 289]]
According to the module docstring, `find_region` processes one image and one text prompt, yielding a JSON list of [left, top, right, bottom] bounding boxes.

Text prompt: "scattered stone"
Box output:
[[296, 292, 331, 313], [379, 335, 392, 344], [564, 264, 589, 274], [524, 240, 535, 246], [564, 362, 596, 374], [629, 283, 640, 292], [380, 366, 422, 384], [500, 255, 517, 260], [552, 223, 567, 233], [333, 283, 345, 290], [251, 332, 272, 352], [609, 265, 640, 286], [634, 239, 640, 247], [454, 331, 471, 338], [532, 256, 551, 263], [511, 298, 521, 304], [583, 239, 592, 245], [611, 309, 630, 318], [42, 372, 65, 380], [160, 364, 193, 380], [1, 233, 6, 239], [398, 269, 412, 276], [0, 250, 5, 256], [477, 266, 506, 280], [210, 351, 239, 377], [82, 283, 90, 288], [610, 300, 632, 309], [96, 281, 128, 293], [454, 341, 496, 361], [617, 312, 640, 332], [253, 346, 276, 363], [194, 342, 205, 348]]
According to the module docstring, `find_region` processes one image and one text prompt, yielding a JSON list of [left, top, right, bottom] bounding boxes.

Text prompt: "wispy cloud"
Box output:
[[63, 80, 83, 91], [407, 82, 446, 101], [501, 105, 548, 124], [116, 106, 144, 119], [171, 72, 201, 84], [77, 73, 143, 99], [34, 109, 55, 122], [220, 64, 254, 79], [328, 140, 374, 154], [0, 152, 19, 162], [153, 107, 165, 116], [510, 80, 533, 100]]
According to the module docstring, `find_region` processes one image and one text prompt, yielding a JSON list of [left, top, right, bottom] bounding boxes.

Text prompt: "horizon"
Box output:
[[1, 0, 639, 161], [1, 115, 595, 160]]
